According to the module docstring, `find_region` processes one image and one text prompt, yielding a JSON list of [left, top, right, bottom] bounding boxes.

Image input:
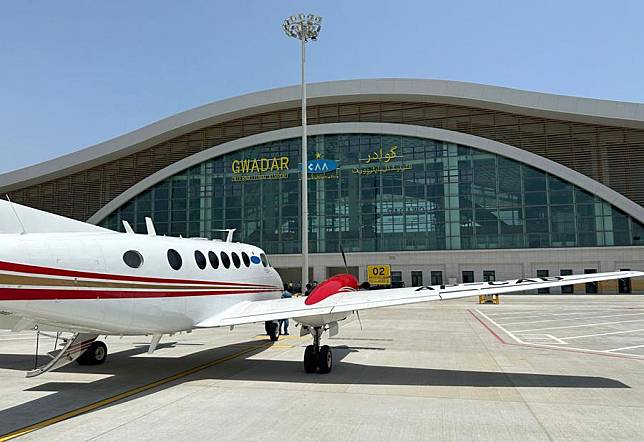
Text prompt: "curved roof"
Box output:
[[88, 122, 644, 225], [1, 78, 644, 192]]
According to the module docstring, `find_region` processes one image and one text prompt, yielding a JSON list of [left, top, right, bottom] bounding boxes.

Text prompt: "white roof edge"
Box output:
[[2, 78, 644, 191]]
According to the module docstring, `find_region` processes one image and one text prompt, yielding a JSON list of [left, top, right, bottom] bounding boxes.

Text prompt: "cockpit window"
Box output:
[[241, 252, 250, 267], [260, 253, 268, 267], [194, 250, 206, 270], [123, 250, 143, 269], [231, 252, 241, 268], [167, 249, 182, 270], [220, 252, 231, 269], [208, 251, 219, 269]]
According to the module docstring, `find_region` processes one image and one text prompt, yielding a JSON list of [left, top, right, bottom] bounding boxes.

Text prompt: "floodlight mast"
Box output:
[[283, 14, 322, 291]]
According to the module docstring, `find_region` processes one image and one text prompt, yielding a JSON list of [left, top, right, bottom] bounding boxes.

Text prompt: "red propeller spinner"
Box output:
[[304, 273, 359, 305]]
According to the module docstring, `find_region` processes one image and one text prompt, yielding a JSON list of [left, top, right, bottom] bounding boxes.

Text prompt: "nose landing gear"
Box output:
[[303, 327, 332, 374]]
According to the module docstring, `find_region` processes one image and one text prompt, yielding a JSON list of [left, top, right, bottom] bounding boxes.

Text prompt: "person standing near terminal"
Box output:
[[279, 285, 292, 335]]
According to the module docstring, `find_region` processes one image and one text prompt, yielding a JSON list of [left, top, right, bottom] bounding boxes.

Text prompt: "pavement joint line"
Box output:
[[0, 341, 274, 441], [499, 311, 644, 326], [467, 314, 554, 440], [513, 318, 644, 333]]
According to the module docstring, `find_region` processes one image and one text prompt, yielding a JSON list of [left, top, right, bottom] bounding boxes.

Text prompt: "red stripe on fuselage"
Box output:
[[0, 287, 279, 301], [0, 260, 274, 288]]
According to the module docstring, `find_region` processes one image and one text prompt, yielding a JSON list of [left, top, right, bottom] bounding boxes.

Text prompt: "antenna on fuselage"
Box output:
[[145, 217, 157, 236], [5, 195, 26, 235], [122, 220, 135, 234], [212, 228, 236, 243]]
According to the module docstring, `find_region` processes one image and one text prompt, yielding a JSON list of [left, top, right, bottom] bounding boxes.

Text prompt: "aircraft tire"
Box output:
[[303, 345, 317, 373], [267, 321, 280, 342], [77, 341, 108, 365], [318, 345, 332, 374]]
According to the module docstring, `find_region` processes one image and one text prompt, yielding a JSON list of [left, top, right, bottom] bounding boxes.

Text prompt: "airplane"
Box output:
[[0, 198, 642, 377]]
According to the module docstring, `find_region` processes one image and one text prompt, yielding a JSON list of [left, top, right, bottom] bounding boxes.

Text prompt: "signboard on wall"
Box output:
[[367, 264, 392, 286]]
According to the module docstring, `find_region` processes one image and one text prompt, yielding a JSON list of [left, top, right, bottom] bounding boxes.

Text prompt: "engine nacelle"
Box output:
[[304, 273, 359, 305]]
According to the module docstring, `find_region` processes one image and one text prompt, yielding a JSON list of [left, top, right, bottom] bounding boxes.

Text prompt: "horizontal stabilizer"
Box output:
[[0, 199, 111, 234]]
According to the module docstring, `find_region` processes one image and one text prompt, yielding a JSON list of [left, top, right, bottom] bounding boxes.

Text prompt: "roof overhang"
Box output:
[[2, 78, 644, 192]]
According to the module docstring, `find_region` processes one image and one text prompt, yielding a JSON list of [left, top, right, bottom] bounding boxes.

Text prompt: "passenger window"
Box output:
[[167, 249, 182, 271], [123, 250, 143, 269], [208, 251, 219, 269], [231, 252, 241, 268], [260, 253, 268, 267], [241, 252, 250, 267], [194, 250, 206, 270], [220, 252, 231, 269]]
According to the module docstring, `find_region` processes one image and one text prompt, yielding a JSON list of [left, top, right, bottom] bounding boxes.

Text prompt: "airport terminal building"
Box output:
[[1, 79, 643, 292]]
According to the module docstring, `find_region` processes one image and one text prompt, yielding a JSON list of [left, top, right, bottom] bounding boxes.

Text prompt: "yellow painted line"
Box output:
[[0, 342, 272, 441], [253, 335, 300, 341]]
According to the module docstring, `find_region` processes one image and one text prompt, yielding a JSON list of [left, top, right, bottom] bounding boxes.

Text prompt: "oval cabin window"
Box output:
[[208, 251, 219, 269], [241, 252, 250, 267], [220, 252, 231, 269], [194, 250, 207, 270], [260, 253, 268, 267], [123, 250, 143, 269], [231, 252, 241, 268], [167, 249, 183, 271]]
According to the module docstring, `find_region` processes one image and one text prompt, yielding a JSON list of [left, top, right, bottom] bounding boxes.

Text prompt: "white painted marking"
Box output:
[[513, 318, 644, 333], [515, 334, 568, 344], [484, 310, 614, 321], [562, 328, 644, 340], [476, 310, 524, 344], [606, 344, 644, 353], [500, 311, 644, 326], [474, 310, 644, 360]]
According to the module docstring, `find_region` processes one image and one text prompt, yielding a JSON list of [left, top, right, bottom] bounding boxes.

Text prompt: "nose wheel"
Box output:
[[303, 327, 332, 374]]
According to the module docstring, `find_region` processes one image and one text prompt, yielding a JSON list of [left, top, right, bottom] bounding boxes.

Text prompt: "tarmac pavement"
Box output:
[[0, 295, 643, 441]]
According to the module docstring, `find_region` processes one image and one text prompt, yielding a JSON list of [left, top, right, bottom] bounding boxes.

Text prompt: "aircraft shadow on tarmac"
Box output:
[[0, 339, 631, 433]]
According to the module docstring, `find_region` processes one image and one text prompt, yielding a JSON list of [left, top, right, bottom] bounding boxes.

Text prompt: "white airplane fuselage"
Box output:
[[0, 232, 284, 335]]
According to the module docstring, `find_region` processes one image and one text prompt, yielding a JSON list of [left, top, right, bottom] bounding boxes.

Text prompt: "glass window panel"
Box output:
[[98, 133, 643, 256], [525, 192, 547, 206]]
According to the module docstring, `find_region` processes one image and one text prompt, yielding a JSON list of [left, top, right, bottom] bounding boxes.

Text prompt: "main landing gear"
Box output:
[[265, 321, 280, 342], [303, 327, 332, 374], [77, 341, 108, 365]]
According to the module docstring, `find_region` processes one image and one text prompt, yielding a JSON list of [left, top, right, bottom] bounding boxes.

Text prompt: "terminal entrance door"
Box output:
[[411, 271, 423, 287]]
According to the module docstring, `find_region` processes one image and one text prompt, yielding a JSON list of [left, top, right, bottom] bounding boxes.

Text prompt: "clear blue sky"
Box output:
[[1, 0, 643, 173]]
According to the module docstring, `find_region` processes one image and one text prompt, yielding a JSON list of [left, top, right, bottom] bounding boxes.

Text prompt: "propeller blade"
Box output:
[[340, 245, 349, 273]]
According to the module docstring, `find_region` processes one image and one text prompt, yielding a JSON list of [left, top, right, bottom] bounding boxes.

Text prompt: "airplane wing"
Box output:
[[197, 270, 643, 328]]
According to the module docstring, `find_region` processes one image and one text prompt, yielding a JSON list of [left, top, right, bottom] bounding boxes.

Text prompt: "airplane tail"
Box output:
[[0, 198, 111, 234]]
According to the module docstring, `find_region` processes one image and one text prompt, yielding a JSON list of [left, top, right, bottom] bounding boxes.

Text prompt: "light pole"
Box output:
[[283, 13, 321, 291]]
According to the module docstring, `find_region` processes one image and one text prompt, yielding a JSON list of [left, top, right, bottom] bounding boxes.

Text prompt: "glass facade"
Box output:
[[100, 134, 644, 254]]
